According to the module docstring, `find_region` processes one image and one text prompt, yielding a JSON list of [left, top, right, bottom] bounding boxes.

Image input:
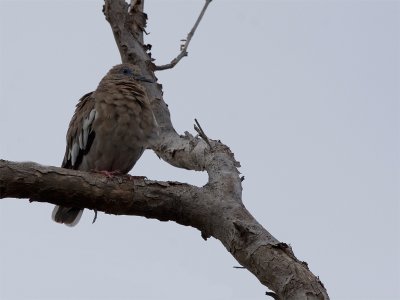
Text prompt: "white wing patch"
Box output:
[[70, 142, 80, 167], [82, 109, 97, 149], [67, 108, 97, 167]]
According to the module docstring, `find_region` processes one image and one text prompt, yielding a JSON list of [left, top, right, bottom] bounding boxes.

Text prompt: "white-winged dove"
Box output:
[[52, 63, 158, 226]]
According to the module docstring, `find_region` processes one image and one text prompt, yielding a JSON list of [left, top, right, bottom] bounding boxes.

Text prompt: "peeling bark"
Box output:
[[0, 1, 330, 299], [0, 159, 327, 299]]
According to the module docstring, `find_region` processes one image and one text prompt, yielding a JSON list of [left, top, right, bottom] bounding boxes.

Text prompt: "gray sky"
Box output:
[[1, 0, 399, 299]]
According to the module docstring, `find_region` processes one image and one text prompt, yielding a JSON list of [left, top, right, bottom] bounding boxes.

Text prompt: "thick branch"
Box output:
[[0, 160, 203, 228], [0, 159, 328, 299]]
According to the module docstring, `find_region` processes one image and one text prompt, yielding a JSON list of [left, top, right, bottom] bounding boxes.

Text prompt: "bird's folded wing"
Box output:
[[62, 92, 97, 170]]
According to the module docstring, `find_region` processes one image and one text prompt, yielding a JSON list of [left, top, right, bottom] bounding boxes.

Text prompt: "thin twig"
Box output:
[[194, 118, 212, 148], [155, 0, 213, 71]]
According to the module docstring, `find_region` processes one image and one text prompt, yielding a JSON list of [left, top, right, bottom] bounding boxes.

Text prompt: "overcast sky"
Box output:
[[1, 0, 399, 299]]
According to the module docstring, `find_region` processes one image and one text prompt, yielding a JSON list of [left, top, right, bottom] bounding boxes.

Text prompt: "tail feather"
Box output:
[[52, 206, 83, 227]]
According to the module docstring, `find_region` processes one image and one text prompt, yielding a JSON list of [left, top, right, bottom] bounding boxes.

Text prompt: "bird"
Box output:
[[52, 63, 158, 226]]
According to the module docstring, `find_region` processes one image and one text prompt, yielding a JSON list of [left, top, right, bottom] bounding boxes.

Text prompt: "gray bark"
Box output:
[[0, 1, 330, 299]]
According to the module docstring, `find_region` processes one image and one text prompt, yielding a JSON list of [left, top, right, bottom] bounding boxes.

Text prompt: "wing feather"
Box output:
[[62, 92, 97, 170]]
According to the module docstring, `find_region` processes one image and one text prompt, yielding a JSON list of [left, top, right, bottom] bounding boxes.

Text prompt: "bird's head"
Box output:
[[106, 63, 155, 83]]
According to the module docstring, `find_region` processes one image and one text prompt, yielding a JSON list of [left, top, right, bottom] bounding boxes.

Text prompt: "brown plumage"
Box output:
[[52, 64, 158, 226]]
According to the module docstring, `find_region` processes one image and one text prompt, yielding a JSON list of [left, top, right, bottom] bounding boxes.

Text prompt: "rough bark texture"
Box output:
[[0, 1, 330, 299]]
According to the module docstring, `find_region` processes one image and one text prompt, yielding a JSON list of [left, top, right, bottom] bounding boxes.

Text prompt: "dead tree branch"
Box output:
[[0, 159, 327, 299], [0, 0, 330, 299], [154, 0, 212, 71]]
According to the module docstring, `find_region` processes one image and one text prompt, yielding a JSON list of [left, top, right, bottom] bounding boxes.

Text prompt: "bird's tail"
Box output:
[[52, 206, 83, 226]]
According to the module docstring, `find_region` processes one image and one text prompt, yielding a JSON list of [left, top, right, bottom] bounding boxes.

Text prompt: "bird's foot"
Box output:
[[92, 170, 122, 178]]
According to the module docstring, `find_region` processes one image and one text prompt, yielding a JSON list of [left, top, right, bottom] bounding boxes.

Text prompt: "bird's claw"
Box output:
[[92, 170, 122, 178], [92, 210, 98, 224]]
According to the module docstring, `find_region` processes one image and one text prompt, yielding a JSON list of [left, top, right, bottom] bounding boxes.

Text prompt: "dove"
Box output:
[[52, 63, 157, 226]]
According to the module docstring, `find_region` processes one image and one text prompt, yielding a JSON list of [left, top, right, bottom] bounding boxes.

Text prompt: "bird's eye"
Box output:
[[122, 68, 131, 75]]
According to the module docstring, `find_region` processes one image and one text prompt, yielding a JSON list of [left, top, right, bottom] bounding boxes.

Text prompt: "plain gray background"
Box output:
[[1, 0, 399, 299]]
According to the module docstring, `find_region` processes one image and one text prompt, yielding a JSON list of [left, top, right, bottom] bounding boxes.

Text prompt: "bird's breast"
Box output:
[[82, 92, 155, 172]]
